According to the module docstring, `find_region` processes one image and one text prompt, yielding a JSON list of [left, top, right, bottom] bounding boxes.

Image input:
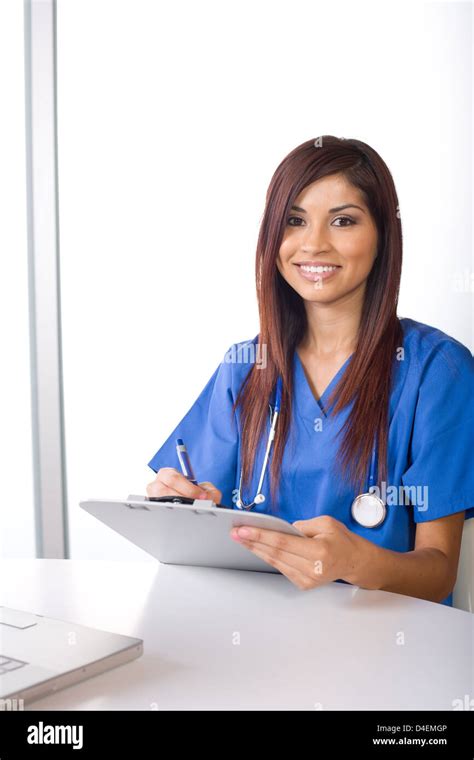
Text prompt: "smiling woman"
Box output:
[[246, 138, 404, 501], [281, 193, 376, 292], [146, 136, 474, 607], [276, 173, 381, 410]]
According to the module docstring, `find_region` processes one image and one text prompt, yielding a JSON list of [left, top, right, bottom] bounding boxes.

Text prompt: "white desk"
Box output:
[[1, 559, 472, 710]]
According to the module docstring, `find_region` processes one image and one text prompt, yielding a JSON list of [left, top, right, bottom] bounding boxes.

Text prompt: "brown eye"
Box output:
[[332, 216, 355, 227], [287, 216, 304, 226]]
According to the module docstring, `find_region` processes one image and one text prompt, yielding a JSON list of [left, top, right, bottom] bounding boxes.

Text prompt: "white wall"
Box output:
[[54, 0, 472, 560], [0, 0, 36, 559]]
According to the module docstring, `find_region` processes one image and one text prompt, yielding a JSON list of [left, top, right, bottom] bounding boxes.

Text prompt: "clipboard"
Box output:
[[79, 494, 304, 573]]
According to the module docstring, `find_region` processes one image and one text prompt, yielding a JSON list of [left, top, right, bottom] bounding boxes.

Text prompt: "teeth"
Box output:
[[300, 265, 338, 273]]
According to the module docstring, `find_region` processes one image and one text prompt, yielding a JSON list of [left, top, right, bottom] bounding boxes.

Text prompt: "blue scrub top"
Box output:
[[147, 318, 474, 607]]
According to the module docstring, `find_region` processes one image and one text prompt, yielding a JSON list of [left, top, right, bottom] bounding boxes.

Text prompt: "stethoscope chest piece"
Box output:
[[235, 493, 265, 510], [351, 492, 386, 528]]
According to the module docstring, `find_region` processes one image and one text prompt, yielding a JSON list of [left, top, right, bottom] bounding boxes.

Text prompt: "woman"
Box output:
[[146, 136, 474, 606]]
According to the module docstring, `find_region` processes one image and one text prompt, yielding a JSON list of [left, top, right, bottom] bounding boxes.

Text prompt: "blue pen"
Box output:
[[175, 438, 198, 485]]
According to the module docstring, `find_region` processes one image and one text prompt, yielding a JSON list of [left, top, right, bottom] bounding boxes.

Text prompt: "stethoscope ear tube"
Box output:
[[235, 376, 282, 510]]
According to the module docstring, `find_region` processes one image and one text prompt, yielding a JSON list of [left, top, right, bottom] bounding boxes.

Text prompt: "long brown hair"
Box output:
[[233, 136, 403, 503]]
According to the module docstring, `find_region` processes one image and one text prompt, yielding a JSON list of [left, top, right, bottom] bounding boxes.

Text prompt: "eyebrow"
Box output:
[[291, 203, 366, 214]]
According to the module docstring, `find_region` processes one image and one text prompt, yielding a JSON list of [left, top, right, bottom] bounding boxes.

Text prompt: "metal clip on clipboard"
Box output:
[[124, 494, 226, 510]]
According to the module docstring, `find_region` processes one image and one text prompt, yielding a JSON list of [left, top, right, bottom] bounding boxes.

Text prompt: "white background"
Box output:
[[1, 0, 471, 561], [0, 0, 35, 558]]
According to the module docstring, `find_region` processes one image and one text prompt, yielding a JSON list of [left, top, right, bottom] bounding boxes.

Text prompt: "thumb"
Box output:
[[292, 516, 326, 536], [197, 481, 223, 504]]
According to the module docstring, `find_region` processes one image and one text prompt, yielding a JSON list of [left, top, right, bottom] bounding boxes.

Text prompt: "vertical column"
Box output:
[[24, 0, 69, 558]]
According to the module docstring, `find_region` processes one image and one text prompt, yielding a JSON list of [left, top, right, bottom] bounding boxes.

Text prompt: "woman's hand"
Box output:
[[146, 467, 223, 504], [230, 515, 364, 590]]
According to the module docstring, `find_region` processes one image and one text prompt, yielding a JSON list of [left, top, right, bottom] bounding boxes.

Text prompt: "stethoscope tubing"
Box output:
[[235, 376, 386, 527]]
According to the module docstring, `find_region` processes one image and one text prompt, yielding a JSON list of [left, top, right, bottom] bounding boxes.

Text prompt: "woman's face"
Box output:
[[276, 174, 378, 305]]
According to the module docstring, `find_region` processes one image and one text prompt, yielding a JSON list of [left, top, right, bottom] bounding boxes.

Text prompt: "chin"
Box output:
[[286, 277, 340, 301], [301, 289, 342, 304]]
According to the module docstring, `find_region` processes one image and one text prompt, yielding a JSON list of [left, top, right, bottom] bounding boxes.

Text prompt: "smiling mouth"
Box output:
[[294, 263, 342, 282], [294, 263, 341, 272]]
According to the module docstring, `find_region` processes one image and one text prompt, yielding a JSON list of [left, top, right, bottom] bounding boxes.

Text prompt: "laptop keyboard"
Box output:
[[0, 655, 28, 675]]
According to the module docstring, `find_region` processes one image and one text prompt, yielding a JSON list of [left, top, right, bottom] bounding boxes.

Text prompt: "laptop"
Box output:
[[0, 606, 143, 706]]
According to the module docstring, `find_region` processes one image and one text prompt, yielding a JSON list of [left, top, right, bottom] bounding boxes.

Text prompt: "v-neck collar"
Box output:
[[293, 349, 354, 418]]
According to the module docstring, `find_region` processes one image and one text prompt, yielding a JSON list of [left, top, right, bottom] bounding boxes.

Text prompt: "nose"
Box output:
[[300, 219, 330, 252]]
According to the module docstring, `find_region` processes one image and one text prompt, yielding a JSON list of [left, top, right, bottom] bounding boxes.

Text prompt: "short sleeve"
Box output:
[[146, 345, 239, 507], [401, 340, 474, 523]]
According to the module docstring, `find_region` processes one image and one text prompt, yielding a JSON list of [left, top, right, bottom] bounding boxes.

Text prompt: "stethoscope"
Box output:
[[235, 377, 387, 528]]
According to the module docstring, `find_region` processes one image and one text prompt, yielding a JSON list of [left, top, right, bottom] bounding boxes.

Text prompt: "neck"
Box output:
[[300, 285, 365, 356]]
